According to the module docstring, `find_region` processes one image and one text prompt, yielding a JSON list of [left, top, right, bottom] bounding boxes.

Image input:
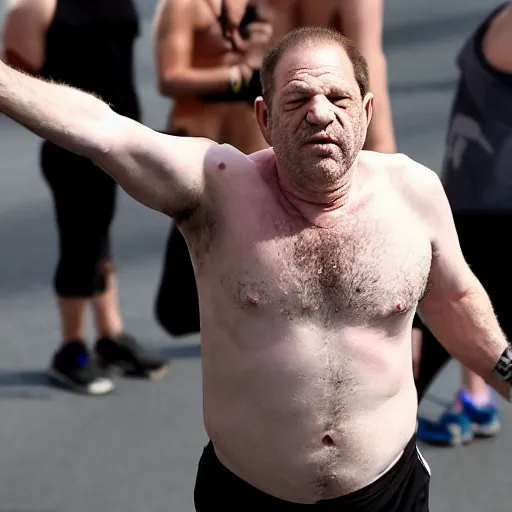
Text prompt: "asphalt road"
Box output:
[[0, 1, 510, 511]]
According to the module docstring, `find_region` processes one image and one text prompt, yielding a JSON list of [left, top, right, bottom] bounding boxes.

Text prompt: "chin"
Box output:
[[294, 160, 342, 189], [311, 157, 342, 175]]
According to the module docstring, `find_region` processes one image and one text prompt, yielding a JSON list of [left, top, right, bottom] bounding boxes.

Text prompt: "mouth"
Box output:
[[306, 136, 338, 145]]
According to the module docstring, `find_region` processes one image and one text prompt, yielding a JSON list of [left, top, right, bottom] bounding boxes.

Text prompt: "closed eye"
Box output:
[[329, 96, 350, 105], [288, 97, 307, 105]]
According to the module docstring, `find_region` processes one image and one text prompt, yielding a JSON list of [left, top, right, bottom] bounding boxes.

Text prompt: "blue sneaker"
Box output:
[[417, 410, 473, 446], [417, 391, 500, 446], [458, 391, 501, 438]]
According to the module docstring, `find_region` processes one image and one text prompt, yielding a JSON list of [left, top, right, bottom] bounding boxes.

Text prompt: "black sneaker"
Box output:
[[48, 340, 115, 395], [94, 333, 168, 380]]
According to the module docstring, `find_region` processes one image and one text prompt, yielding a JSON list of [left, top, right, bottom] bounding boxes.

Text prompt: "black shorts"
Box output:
[[194, 436, 431, 511]]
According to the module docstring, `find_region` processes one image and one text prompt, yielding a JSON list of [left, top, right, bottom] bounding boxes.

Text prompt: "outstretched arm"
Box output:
[[408, 158, 511, 400], [338, 0, 396, 153], [0, 61, 216, 217]]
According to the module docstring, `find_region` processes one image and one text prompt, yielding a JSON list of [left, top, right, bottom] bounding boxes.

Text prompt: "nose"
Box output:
[[306, 95, 335, 127]]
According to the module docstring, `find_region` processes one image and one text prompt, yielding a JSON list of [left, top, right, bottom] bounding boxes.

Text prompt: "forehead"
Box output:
[[275, 43, 356, 92]]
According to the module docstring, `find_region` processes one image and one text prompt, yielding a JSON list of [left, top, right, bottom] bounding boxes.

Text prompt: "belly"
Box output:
[[201, 323, 418, 504]]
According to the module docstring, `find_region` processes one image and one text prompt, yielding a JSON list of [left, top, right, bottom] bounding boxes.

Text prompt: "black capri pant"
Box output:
[[41, 141, 117, 298]]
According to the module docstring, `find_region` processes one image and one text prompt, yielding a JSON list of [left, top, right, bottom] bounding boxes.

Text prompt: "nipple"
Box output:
[[217, 162, 226, 170], [240, 287, 261, 307]]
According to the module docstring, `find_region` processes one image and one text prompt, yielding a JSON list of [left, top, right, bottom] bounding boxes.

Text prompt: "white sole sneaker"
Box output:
[[47, 368, 115, 396]]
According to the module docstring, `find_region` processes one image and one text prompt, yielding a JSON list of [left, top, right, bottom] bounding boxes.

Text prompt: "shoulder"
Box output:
[[360, 150, 446, 221], [361, 150, 441, 193], [4, 0, 54, 20], [153, 0, 198, 30], [201, 144, 275, 196], [3, 0, 55, 35], [3, 0, 55, 71], [205, 144, 275, 176], [389, 153, 445, 217]]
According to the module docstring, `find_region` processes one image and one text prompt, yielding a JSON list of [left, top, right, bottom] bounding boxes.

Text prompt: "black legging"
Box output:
[[414, 316, 451, 403], [42, 142, 117, 297]]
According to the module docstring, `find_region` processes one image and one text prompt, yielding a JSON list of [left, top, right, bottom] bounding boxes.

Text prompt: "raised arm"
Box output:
[[338, 0, 396, 153], [0, 61, 216, 218], [407, 158, 511, 401]]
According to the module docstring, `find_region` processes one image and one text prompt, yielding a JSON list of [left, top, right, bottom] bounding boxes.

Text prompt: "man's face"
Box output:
[[266, 43, 371, 194]]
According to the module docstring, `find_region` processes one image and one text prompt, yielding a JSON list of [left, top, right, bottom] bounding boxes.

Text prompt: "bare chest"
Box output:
[[193, 0, 270, 64], [218, 207, 431, 325], [192, 3, 233, 62]]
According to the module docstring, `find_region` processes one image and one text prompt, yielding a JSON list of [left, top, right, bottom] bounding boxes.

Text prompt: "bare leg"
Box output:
[[58, 297, 89, 342], [460, 366, 492, 407], [51, 294, 115, 396], [91, 260, 124, 339]]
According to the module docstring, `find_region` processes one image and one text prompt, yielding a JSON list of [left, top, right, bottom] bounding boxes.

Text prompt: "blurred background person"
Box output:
[[414, 1, 512, 446], [2, 0, 168, 396], [152, 0, 273, 337]]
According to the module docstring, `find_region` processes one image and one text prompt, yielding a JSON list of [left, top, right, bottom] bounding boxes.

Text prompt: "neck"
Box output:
[[275, 160, 357, 227]]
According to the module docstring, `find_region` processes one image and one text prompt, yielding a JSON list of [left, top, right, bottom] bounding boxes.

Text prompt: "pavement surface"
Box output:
[[0, 1, 510, 511]]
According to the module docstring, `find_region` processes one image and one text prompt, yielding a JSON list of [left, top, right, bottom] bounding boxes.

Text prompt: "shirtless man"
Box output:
[[1, 26, 512, 510], [153, 0, 395, 338]]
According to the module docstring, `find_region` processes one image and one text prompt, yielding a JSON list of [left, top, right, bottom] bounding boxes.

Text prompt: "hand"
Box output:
[[236, 23, 271, 74], [205, 0, 250, 35]]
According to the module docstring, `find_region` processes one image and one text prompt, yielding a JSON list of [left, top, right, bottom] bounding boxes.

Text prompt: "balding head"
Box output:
[[260, 27, 370, 109]]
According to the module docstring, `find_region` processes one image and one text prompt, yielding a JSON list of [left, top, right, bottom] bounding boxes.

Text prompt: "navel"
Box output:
[[322, 434, 336, 447], [247, 296, 260, 306]]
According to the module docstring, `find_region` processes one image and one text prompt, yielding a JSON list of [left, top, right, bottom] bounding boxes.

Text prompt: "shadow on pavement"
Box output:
[[0, 370, 53, 399], [159, 342, 201, 360]]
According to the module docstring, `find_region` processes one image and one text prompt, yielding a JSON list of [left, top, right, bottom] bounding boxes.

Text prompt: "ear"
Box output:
[[254, 96, 272, 146], [362, 92, 374, 128]]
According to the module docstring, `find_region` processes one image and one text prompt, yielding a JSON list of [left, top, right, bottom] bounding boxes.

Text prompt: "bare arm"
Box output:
[[153, 0, 246, 97], [0, 61, 216, 217], [482, 3, 512, 74], [409, 158, 511, 400], [2, 0, 55, 73], [338, 0, 396, 153]]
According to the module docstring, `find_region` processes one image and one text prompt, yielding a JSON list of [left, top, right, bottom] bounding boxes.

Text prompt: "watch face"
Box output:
[[495, 346, 512, 383]]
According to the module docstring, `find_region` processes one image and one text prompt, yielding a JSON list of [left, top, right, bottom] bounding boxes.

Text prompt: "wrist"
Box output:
[[493, 345, 512, 384], [229, 65, 244, 93]]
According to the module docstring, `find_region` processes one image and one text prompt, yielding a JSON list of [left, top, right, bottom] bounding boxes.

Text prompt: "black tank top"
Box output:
[[40, 0, 141, 121]]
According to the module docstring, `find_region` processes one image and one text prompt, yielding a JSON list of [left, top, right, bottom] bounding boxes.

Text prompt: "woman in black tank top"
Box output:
[[3, 0, 168, 395]]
